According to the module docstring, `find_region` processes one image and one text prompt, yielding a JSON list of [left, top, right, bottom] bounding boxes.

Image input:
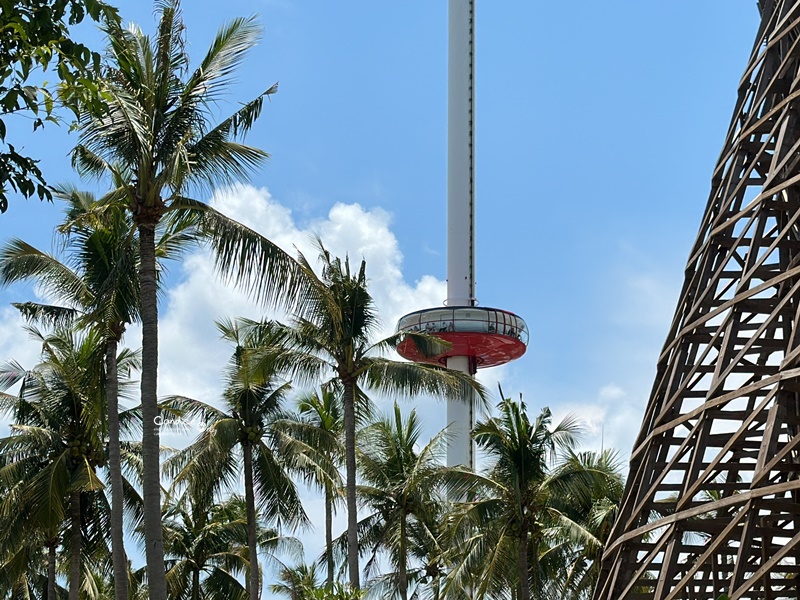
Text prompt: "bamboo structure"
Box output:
[[594, 2, 800, 598]]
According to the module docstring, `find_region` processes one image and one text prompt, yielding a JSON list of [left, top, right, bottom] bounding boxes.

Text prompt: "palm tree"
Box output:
[[355, 403, 448, 600], [552, 449, 623, 600], [270, 563, 324, 600], [0, 325, 140, 600], [443, 396, 614, 600], [0, 487, 65, 600], [282, 386, 345, 586], [403, 500, 450, 600], [258, 241, 485, 590], [311, 585, 365, 600], [71, 4, 307, 596], [166, 319, 309, 600], [163, 491, 299, 600], [273, 562, 370, 600], [0, 187, 192, 600]]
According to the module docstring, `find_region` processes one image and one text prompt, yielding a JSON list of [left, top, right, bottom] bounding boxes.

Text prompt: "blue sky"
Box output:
[[0, 0, 761, 594]]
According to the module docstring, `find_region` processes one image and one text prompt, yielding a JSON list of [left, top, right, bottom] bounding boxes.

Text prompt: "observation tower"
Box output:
[[395, 0, 528, 470]]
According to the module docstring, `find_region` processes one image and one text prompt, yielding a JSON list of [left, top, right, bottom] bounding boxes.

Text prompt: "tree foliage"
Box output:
[[444, 395, 623, 600], [0, 0, 119, 212], [69, 3, 299, 596]]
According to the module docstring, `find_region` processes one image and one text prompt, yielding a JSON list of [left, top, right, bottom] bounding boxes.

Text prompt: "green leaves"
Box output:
[[0, 144, 50, 211], [0, 0, 120, 212]]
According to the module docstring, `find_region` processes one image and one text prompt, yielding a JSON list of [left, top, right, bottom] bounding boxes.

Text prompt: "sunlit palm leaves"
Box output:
[[443, 396, 620, 600], [253, 239, 486, 590], [355, 404, 449, 600], [0, 326, 140, 598], [166, 318, 309, 600]]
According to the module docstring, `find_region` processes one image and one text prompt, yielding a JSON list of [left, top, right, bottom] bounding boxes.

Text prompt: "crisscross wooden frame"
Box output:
[[594, 2, 800, 598]]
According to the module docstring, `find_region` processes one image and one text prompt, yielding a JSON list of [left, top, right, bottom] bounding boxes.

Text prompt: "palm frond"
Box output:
[[0, 239, 91, 306], [0, 360, 31, 393], [369, 330, 453, 360], [169, 197, 309, 310], [184, 17, 264, 104], [360, 357, 487, 408], [202, 568, 249, 600], [12, 302, 79, 328]]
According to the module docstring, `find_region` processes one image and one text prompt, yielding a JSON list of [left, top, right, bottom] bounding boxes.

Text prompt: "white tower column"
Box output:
[[446, 355, 474, 469], [446, 0, 476, 470]]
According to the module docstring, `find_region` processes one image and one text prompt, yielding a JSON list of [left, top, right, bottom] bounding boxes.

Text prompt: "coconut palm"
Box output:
[[443, 396, 616, 600], [270, 563, 324, 600], [281, 386, 345, 585], [551, 449, 623, 600], [0, 325, 140, 600], [248, 241, 485, 589], [403, 502, 450, 600], [0, 494, 66, 600], [0, 186, 193, 600], [277, 584, 364, 600], [71, 3, 307, 596], [354, 403, 448, 600], [166, 319, 309, 600], [163, 491, 299, 600]]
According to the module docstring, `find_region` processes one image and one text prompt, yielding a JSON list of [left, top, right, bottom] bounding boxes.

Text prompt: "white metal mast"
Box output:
[[445, 0, 477, 470]]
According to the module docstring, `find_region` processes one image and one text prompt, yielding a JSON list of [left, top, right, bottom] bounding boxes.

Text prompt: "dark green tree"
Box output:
[[444, 397, 619, 600], [0, 186, 195, 600], [251, 241, 485, 590], [163, 491, 299, 600], [0, 325, 140, 599], [70, 3, 307, 597], [0, 0, 119, 212]]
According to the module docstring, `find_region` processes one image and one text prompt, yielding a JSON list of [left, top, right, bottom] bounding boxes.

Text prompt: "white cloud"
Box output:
[[153, 185, 450, 405], [0, 184, 676, 586], [0, 306, 40, 367], [0, 307, 43, 436], [599, 383, 625, 401]]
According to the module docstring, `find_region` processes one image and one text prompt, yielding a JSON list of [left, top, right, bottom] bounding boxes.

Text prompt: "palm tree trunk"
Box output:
[[343, 379, 360, 589], [47, 539, 57, 600], [517, 519, 530, 600], [192, 569, 200, 600], [243, 442, 260, 600], [69, 488, 81, 600], [325, 484, 334, 586], [106, 337, 129, 600], [138, 222, 168, 600], [399, 508, 408, 600]]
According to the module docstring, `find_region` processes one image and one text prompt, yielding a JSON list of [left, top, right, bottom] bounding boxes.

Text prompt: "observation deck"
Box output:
[[395, 306, 528, 369]]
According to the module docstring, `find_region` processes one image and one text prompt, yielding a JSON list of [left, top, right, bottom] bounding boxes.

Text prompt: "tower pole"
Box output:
[[446, 0, 476, 470]]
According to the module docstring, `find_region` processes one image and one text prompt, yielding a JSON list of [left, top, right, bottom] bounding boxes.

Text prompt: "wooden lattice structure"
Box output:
[[593, 2, 800, 598]]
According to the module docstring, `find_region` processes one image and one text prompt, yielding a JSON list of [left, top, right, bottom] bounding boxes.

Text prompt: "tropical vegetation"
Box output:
[[0, 1, 626, 599], [259, 241, 487, 590], [68, 2, 309, 597], [443, 397, 623, 599]]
